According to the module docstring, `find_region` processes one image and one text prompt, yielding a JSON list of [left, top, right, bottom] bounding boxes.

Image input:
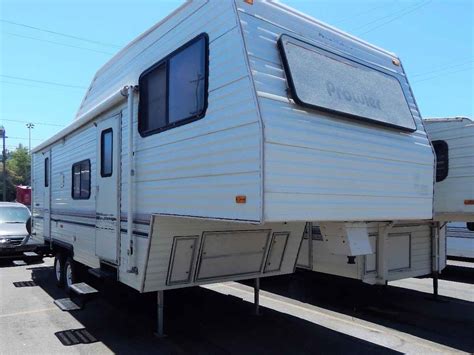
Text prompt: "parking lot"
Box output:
[[0, 258, 472, 354]]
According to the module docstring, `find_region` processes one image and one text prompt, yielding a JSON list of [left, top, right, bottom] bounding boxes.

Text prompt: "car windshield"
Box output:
[[0, 206, 30, 224]]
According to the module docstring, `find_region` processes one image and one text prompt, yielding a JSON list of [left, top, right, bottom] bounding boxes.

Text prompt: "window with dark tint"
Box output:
[[72, 160, 91, 199], [44, 157, 49, 187], [432, 140, 449, 182], [101, 129, 113, 177], [138, 33, 208, 136]]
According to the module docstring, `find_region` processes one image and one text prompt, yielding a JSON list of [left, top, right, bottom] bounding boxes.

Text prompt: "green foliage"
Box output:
[[0, 144, 31, 201], [7, 144, 30, 186]]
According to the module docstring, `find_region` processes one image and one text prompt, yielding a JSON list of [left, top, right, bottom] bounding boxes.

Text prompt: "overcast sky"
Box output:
[[0, 0, 472, 151]]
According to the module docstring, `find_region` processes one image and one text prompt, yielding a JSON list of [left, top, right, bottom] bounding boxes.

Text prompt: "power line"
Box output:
[[413, 66, 473, 83], [2, 119, 65, 128], [332, 2, 394, 26], [0, 118, 66, 128], [0, 80, 84, 91], [360, 1, 432, 35], [0, 75, 87, 89], [6, 136, 44, 141], [411, 59, 473, 78], [4, 32, 114, 55], [351, 1, 428, 32], [0, 18, 121, 49]]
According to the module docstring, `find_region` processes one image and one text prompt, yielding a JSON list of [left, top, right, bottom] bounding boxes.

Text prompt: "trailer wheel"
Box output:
[[64, 257, 78, 292], [54, 254, 65, 287]]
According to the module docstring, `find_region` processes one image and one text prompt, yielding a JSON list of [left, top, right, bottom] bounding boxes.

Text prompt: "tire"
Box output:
[[64, 257, 78, 293], [54, 254, 65, 288]]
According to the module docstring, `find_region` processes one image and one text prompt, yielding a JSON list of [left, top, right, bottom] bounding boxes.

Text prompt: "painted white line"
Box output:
[[203, 282, 465, 354], [0, 307, 58, 318]]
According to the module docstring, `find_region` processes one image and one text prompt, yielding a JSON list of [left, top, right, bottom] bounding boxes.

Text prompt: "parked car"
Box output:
[[0, 202, 41, 258]]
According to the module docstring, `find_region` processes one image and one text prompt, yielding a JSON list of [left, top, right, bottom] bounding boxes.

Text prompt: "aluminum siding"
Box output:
[[425, 118, 474, 219], [237, 1, 434, 222], [117, 1, 262, 222]]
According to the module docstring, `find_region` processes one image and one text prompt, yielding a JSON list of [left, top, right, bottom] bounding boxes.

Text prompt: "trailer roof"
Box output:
[[424, 117, 472, 123]]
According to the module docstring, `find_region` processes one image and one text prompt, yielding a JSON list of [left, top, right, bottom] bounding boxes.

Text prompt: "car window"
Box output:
[[0, 207, 31, 224]]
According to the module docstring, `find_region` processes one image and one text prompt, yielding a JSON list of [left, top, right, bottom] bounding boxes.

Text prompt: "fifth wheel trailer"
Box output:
[[31, 0, 435, 334]]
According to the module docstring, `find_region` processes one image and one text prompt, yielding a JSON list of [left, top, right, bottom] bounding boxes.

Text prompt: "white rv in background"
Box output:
[[31, 0, 435, 333], [424, 117, 474, 222], [446, 222, 474, 259], [424, 117, 474, 259]]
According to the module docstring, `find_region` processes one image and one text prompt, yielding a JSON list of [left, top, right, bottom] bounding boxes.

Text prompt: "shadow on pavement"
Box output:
[[25, 260, 398, 355], [250, 270, 474, 353], [440, 263, 474, 285]]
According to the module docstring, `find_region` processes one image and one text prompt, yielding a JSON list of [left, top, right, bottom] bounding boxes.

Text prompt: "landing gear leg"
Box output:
[[433, 271, 439, 300], [254, 278, 260, 316], [155, 290, 165, 338]]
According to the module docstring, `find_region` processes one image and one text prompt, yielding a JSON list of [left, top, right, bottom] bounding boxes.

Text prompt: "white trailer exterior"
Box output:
[[424, 117, 474, 222], [297, 221, 446, 284], [423, 117, 474, 260], [446, 221, 474, 259], [31, 0, 434, 297]]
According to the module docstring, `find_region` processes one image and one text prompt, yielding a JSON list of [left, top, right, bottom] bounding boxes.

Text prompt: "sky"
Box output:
[[0, 0, 472, 151]]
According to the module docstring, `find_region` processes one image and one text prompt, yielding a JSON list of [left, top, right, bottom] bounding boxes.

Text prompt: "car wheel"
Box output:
[[64, 257, 78, 293], [54, 254, 65, 288]]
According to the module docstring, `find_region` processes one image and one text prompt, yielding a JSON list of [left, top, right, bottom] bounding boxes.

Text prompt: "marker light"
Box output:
[[236, 195, 247, 204]]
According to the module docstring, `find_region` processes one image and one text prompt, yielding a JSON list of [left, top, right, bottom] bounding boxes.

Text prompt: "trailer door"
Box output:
[[95, 114, 121, 263], [43, 151, 51, 240]]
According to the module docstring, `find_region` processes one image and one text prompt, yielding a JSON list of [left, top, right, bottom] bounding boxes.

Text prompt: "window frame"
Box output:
[[100, 128, 113, 178], [432, 140, 449, 182], [44, 157, 49, 187], [277, 34, 417, 133], [71, 159, 91, 200], [138, 33, 209, 137]]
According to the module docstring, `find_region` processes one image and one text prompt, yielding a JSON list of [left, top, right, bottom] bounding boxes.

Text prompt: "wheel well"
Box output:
[[51, 240, 74, 258]]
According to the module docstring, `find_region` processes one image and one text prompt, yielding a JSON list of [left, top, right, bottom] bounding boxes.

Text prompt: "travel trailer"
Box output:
[[31, 0, 435, 334]]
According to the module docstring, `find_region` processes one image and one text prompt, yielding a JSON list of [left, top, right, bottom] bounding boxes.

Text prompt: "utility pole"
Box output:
[[26, 123, 35, 154], [0, 126, 6, 201]]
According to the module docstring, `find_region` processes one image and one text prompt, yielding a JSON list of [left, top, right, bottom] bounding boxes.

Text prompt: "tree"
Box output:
[[0, 144, 31, 201], [7, 144, 31, 186]]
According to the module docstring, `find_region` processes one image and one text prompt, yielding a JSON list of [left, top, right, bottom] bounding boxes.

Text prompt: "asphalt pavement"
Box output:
[[0, 258, 472, 354]]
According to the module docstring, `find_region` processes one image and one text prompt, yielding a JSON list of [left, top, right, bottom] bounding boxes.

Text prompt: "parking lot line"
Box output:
[[203, 282, 466, 354], [0, 306, 58, 318]]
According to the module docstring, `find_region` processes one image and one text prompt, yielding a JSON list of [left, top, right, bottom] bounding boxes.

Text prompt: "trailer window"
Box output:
[[72, 160, 91, 199], [138, 33, 209, 137], [44, 157, 49, 187], [101, 128, 113, 177], [432, 140, 449, 182], [278, 34, 416, 132]]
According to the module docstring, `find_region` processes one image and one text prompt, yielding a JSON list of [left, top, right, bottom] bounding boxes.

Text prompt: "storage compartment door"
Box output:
[[167, 236, 198, 285], [387, 233, 411, 271], [265, 232, 289, 272], [196, 230, 271, 281]]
